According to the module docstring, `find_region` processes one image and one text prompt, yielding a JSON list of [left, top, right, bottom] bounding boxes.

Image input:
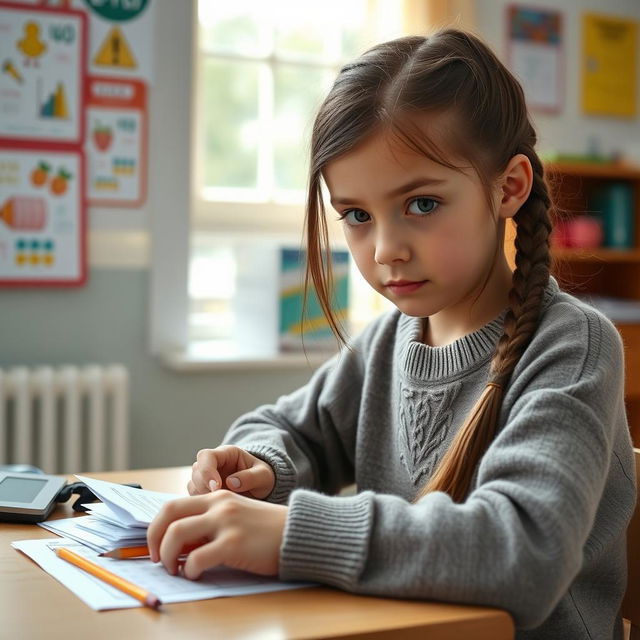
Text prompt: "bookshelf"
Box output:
[[544, 162, 640, 444]]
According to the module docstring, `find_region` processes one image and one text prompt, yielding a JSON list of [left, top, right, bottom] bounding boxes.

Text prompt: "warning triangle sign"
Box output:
[[94, 26, 137, 69]]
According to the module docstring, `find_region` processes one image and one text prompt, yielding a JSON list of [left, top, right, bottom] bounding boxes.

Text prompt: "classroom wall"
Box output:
[[476, 0, 640, 162], [0, 0, 316, 470], [1, 0, 639, 470], [0, 268, 313, 469]]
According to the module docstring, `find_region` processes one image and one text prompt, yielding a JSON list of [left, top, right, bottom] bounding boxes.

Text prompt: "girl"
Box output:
[[147, 29, 636, 638]]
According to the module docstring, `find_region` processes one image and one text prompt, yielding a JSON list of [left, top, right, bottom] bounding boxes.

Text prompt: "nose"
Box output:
[[374, 221, 411, 265]]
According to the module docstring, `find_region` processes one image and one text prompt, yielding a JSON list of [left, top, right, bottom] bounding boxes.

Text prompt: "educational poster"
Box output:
[[86, 76, 147, 206], [9, 0, 155, 83], [582, 13, 637, 118], [79, 0, 154, 84], [0, 148, 85, 285], [6, 1, 153, 208], [0, 2, 87, 144], [507, 5, 563, 113]]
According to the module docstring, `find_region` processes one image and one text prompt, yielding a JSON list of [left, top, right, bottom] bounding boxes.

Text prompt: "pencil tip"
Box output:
[[146, 594, 162, 610]]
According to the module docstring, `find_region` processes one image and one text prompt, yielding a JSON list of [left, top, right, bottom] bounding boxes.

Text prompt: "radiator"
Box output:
[[0, 365, 129, 474]]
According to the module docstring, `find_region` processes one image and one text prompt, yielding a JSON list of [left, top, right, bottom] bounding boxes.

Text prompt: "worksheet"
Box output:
[[12, 538, 313, 611]]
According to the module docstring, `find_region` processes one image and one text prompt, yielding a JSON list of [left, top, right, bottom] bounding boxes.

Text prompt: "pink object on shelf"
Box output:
[[551, 220, 571, 248], [565, 216, 603, 249]]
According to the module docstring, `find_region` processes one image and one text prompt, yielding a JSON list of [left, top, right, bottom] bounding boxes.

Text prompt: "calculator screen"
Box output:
[[0, 477, 47, 502]]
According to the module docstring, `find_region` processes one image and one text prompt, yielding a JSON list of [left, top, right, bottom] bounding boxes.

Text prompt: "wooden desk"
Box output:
[[1, 467, 514, 640]]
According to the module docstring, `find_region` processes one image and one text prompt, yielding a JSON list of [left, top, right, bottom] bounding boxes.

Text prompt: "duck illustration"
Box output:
[[17, 22, 47, 67]]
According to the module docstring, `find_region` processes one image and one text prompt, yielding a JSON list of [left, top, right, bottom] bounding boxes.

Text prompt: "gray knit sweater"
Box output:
[[223, 278, 636, 639]]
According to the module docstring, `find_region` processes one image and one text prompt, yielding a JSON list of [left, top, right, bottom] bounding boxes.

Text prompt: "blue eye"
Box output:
[[408, 197, 438, 215], [341, 209, 371, 225]]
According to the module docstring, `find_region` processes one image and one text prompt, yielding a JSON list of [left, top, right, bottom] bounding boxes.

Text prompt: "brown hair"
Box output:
[[304, 29, 552, 503]]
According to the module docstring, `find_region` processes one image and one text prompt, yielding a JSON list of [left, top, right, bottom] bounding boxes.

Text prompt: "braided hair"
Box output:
[[304, 29, 553, 503]]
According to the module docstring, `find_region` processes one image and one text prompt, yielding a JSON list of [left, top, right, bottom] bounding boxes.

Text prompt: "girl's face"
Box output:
[[324, 127, 513, 341]]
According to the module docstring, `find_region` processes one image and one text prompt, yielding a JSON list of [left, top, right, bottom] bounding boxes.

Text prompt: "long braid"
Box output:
[[415, 144, 552, 503], [491, 147, 552, 386]]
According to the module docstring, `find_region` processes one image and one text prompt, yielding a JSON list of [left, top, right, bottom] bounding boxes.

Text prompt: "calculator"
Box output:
[[0, 471, 66, 523]]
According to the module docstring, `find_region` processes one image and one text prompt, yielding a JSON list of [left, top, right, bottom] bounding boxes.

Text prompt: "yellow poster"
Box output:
[[582, 13, 637, 117]]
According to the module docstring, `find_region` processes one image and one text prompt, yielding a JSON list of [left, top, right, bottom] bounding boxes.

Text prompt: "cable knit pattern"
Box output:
[[223, 277, 635, 639], [399, 382, 462, 485]]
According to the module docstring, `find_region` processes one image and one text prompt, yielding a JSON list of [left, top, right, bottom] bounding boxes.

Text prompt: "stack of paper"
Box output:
[[12, 537, 312, 610], [38, 475, 180, 553], [13, 475, 313, 610]]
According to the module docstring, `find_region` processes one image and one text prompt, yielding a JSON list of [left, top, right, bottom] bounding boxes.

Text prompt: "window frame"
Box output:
[[150, 0, 455, 363], [191, 8, 366, 235]]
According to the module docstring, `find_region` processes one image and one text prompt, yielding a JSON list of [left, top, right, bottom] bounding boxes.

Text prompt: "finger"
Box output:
[[187, 480, 204, 496], [226, 465, 274, 499], [181, 537, 229, 580], [190, 467, 214, 495], [147, 495, 211, 563], [189, 459, 211, 495], [159, 513, 216, 576], [193, 449, 224, 493]]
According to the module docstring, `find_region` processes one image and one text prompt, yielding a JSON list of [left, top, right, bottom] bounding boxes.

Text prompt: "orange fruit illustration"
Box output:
[[50, 168, 72, 196], [30, 161, 50, 187]]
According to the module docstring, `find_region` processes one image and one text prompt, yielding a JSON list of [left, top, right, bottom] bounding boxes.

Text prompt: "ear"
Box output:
[[495, 153, 533, 220]]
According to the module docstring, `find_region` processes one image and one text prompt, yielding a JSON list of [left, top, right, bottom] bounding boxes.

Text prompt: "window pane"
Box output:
[[201, 58, 260, 189], [274, 0, 369, 62], [273, 64, 332, 191], [275, 17, 328, 61], [342, 24, 373, 60], [189, 243, 236, 341], [198, 0, 268, 57]]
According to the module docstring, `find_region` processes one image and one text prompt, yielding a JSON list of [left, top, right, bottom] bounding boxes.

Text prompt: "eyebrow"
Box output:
[[330, 177, 448, 206]]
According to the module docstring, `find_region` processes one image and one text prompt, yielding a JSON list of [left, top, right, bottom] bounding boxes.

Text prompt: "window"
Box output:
[[195, 0, 403, 201], [149, 1, 474, 363], [189, 0, 404, 353]]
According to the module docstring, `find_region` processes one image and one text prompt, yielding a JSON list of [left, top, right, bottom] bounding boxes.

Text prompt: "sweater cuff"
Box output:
[[279, 489, 373, 590], [241, 445, 297, 505]]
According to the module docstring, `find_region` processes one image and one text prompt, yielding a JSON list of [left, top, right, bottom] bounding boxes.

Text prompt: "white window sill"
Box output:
[[161, 340, 337, 372]]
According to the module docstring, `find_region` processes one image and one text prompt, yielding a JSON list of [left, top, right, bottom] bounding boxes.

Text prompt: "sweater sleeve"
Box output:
[[221, 316, 392, 503], [279, 306, 635, 629]]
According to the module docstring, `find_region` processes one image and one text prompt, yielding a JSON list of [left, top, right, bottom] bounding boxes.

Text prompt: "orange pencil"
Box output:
[[99, 542, 201, 559], [99, 544, 152, 559], [55, 546, 162, 610]]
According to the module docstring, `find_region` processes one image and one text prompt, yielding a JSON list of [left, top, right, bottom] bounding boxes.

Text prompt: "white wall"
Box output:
[[476, 0, 640, 161]]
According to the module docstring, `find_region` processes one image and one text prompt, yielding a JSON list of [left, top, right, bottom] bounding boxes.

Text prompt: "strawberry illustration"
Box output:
[[93, 122, 113, 152]]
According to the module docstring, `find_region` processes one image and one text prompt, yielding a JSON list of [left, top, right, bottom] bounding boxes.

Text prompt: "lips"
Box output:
[[386, 279, 428, 295]]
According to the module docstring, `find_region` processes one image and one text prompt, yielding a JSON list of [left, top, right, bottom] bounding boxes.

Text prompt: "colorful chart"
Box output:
[[0, 4, 86, 144], [582, 13, 637, 117], [0, 147, 85, 285], [86, 76, 147, 206], [39, 81, 70, 118]]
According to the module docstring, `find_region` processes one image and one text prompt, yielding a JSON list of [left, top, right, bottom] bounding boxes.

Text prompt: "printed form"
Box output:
[[12, 475, 312, 610], [13, 538, 310, 610]]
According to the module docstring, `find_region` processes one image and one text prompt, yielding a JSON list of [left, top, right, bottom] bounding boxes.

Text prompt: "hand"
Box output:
[[147, 490, 287, 580], [188, 445, 275, 499]]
